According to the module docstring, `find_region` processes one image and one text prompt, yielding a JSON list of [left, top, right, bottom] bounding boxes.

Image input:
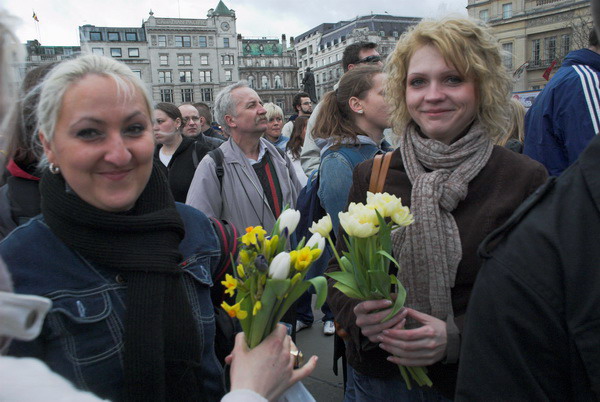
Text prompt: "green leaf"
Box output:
[[376, 250, 400, 269], [272, 281, 312, 325], [326, 271, 361, 293], [367, 270, 392, 299], [308, 276, 328, 309], [333, 282, 365, 300], [381, 276, 408, 322]]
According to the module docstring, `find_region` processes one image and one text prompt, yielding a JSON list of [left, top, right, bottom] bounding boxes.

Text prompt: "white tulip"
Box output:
[[268, 252, 291, 279], [306, 233, 326, 259], [278, 209, 301, 236]]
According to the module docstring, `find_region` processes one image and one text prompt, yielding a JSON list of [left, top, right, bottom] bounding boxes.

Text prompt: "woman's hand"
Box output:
[[353, 299, 407, 343], [226, 324, 318, 400], [377, 308, 447, 366]]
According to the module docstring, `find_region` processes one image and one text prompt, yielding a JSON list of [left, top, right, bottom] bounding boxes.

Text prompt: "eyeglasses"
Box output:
[[183, 116, 200, 123], [355, 55, 382, 64]]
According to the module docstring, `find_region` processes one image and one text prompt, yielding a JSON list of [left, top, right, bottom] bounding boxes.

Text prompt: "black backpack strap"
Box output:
[[208, 148, 225, 191], [192, 141, 199, 169]]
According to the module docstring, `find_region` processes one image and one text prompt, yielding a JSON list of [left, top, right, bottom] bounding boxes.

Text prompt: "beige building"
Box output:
[[79, 1, 238, 105], [467, 0, 592, 91], [293, 15, 421, 100]]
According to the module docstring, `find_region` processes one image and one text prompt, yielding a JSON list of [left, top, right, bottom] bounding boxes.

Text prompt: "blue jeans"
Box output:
[[295, 245, 334, 324], [344, 365, 452, 402]]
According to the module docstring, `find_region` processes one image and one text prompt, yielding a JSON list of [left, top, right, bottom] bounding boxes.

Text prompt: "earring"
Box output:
[[357, 110, 364, 114], [49, 163, 60, 174]]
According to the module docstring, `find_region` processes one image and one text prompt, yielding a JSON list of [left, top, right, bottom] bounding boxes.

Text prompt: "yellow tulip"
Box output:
[[391, 206, 414, 227], [347, 202, 379, 226], [366, 191, 404, 218], [309, 214, 333, 238], [221, 301, 248, 320], [339, 210, 379, 238]]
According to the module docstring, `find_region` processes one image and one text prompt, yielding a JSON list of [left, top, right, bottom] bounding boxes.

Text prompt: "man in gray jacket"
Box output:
[[186, 81, 302, 233]]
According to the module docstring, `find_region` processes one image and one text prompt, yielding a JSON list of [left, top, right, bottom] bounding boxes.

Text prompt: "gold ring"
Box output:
[[290, 342, 304, 368]]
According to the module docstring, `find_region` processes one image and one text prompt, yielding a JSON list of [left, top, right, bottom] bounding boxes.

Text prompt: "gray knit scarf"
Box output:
[[392, 120, 493, 322]]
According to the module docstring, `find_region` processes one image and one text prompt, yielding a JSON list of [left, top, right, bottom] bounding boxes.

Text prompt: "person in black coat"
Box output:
[[153, 103, 215, 202]]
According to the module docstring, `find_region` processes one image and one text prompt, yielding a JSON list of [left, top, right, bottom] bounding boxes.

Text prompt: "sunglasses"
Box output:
[[355, 55, 382, 64]]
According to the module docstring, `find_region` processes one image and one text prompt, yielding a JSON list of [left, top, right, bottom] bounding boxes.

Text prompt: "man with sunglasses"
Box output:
[[299, 41, 383, 176]]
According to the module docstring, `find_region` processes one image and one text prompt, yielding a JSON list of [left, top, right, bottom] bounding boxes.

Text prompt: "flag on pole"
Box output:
[[543, 60, 558, 81], [32, 11, 39, 22]]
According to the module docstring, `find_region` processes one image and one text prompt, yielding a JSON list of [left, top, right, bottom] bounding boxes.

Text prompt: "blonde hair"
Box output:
[[385, 16, 513, 140], [497, 98, 525, 146], [263, 102, 283, 121]]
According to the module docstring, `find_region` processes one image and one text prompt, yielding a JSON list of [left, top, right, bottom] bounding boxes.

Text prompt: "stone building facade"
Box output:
[[293, 14, 421, 101], [467, 0, 592, 91], [238, 35, 299, 115], [79, 0, 239, 105]]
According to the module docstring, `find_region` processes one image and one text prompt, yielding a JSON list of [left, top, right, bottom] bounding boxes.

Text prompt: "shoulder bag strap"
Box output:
[[369, 151, 393, 193]]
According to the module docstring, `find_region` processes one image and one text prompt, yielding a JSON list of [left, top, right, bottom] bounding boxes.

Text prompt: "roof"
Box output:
[[213, 1, 234, 16]]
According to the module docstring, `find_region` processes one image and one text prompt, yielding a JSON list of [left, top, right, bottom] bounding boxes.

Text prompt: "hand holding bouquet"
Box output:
[[321, 192, 432, 389]]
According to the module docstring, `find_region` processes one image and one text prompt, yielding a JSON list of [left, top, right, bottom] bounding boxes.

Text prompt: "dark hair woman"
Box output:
[[286, 115, 309, 187]]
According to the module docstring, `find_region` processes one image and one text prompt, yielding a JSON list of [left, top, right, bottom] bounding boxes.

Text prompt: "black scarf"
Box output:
[[40, 165, 205, 401]]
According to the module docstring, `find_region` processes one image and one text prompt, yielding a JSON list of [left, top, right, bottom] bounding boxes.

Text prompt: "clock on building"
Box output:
[[221, 22, 230, 31]]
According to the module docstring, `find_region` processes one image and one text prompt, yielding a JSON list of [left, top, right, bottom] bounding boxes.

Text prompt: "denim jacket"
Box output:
[[318, 136, 391, 234], [0, 203, 225, 401]]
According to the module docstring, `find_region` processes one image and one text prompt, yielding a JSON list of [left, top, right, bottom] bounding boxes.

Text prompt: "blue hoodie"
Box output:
[[524, 49, 600, 176]]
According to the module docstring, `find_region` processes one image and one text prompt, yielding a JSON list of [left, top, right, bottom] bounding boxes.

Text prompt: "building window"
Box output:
[[532, 39, 541, 66], [561, 34, 570, 57], [479, 9, 489, 22], [125, 32, 138, 41], [160, 89, 173, 103], [179, 71, 192, 83], [158, 71, 172, 83], [198, 70, 212, 82], [158, 35, 167, 47], [502, 43, 513, 70], [131, 70, 142, 79], [110, 48, 122, 57], [223, 38, 230, 48], [273, 59, 279, 67], [248, 75, 255, 89], [181, 88, 194, 103], [108, 32, 120, 41], [90, 32, 102, 41], [128, 48, 139, 57], [201, 88, 213, 102], [545, 36, 557, 61], [175, 36, 191, 47], [199, 36, 207, 47], [221, 55, 234, 65], [502, 3, 512, 19], [225, 70, 233, 81], [64, 48, 73, 56], [92, 48, 104, 55], [178, 54, 192, 65], [274, 75, 283, 89], [44, 48, 55, 55], [200, 55, 209, 65], [159, 55, 169, 66], [261, 75, 269, 89]]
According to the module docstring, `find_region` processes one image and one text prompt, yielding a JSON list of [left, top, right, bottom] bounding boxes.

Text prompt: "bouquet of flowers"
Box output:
[[318, 192, 432, 389], [221, 209, 328, 349]]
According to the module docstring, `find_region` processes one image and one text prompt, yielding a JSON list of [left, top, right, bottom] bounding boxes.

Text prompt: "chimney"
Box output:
[[281, 34, 287, 50], [290, 36, 295, 48]]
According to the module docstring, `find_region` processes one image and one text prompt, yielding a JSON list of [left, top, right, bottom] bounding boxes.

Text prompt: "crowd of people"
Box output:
[[1, 6, 599, 402]]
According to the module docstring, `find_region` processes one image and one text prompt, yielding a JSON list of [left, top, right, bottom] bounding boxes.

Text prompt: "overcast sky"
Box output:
[[3, 0, 468, 46]]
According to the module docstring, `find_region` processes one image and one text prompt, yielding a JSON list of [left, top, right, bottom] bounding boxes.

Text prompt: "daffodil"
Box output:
[[239, 249, 256, 266], [268, 252, 291, 279], [253, 301, 262, 316], [221, 301, 248, 319], [290, 246, 321, 271], [221, 274, 238, 297], [309, 214, 333, 238], [278, 209, 301, 236], [339, 210, 379, 238], [236, 264, 245, 278], [241, 226, 267, 247]]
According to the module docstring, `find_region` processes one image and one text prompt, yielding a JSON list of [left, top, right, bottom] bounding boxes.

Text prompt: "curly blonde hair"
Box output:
[[385, 17, 513, 141]]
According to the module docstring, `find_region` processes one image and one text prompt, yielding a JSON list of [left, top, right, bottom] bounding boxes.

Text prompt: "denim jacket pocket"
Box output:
[[47, 288, 123, 365], [181, 255, 215, 323]]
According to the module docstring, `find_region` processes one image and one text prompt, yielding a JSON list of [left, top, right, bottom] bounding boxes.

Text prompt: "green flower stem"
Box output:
[[325, 234, 343, 271]]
